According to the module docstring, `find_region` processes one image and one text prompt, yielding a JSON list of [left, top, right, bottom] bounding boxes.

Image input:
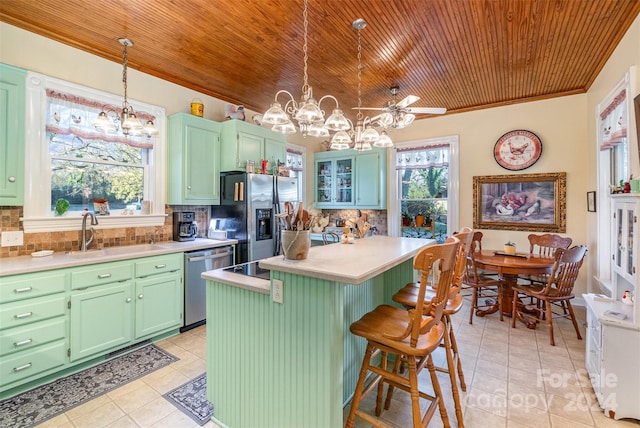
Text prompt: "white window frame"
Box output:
[[22, 71, 167, 232], [286, 142, 306, 203], [387, 135, 459, 237]]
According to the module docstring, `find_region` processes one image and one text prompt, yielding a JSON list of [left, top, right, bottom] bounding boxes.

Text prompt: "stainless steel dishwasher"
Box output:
[[182, 246, 234, 332]]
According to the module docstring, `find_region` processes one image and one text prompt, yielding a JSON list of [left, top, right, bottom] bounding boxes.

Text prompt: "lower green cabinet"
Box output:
[[69, 282, 134, 361], [134, 271, 182, 339]]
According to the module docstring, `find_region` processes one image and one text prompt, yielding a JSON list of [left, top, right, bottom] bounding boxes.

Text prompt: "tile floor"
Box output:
[[33, 300, 640, 428]]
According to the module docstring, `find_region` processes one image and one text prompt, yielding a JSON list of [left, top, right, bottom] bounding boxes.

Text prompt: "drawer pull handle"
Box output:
[[14, 339, 33, 347], [155, 264, 166, 269], [97, 273, 112, 279], [14, 287, 33, 293], [13, 363, 32, 372], [126, 297, 132, 303], [138, 294, 144, 299], [14, 312, 33, 319]]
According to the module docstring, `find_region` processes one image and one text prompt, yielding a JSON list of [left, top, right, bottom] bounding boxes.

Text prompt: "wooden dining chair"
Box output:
[[390, 227, 473, 427], [345, 237, 460, 428], [522, 233, 572, 285], [511, 245, 587, 346], [466, 234, 503, 324]]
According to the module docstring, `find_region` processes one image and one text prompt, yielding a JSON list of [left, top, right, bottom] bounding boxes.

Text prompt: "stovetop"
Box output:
[[223, 261, 270, 280]]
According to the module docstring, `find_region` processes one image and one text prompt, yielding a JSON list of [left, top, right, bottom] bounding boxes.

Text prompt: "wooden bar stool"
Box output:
[[345, 237, 460, 428], [391, 227, 473, 427]]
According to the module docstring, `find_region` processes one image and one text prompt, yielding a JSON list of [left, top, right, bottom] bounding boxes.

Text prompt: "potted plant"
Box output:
[[504, 240, 516, 255], [402, 211, 412, 227]]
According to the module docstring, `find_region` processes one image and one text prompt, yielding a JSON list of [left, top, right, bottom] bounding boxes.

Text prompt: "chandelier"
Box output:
[[93, 38, 158, 138], [330, 19, 393, 151], [261, 0, 350, 138]]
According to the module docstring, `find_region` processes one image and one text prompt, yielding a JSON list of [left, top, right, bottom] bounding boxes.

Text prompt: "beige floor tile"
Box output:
[[147, 409, 199, 428], [69, 401, 125, 428], [464, 405, 508, 428], [508, 404, 551, 428], [33, 413, 73, 428], [142, 368, 191, 395], [547, 393, 596, 426], [465, 387, 508, 417], [103, 415, 140, 428], [476, 357, 509, 380], [550, 413, 595, 427], [64, 394, 113, 420], [110, 383, 161, 413], [128, 396, 177, 427]]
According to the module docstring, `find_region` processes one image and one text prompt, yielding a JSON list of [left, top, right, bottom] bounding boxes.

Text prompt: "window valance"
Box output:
[[599, 89, 627, 151], [396, 143, 450, 170]]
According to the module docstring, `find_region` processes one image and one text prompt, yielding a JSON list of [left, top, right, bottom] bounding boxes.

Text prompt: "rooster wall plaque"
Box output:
[[493, 129, 542, 171]]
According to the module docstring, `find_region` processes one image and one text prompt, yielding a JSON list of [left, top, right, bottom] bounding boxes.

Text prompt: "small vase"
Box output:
[[281, 230, 310, 260], [504, 245, 516, 255], [415, 214, 425, 228]]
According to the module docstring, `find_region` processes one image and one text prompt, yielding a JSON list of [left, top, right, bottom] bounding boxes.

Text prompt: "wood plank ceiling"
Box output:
[[1, 0, 639, 119]]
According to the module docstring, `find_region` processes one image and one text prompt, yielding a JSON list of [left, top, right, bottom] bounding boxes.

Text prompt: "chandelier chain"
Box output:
[[302, 0, 309, 92], [356, 25, 363, 121], [122, 41, 129, 109]]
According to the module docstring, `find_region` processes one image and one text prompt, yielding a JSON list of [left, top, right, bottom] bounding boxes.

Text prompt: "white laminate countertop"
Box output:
[[202, 269, 270, 295], [260, 236, 435, 285], [0, 238, 237, 277]]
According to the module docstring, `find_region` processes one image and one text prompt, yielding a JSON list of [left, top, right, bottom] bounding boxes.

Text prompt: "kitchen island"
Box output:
[[202, 236, 435, 428]]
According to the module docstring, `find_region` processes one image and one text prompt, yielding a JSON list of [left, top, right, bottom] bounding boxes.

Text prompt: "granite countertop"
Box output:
[[0, 238, 238, 277], [259, 236, 435, 285]]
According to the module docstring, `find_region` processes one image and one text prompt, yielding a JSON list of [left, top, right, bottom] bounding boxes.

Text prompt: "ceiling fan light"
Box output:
[[397, 112, 415, 128], [373, 130, 393, 148], [307, 122, 330, 138], [324, 109, 351, 131], [378, 112, 394, 127], [262, 102, 289, 125], [272, 120, 297, 134], [294, 99, 324, 123]]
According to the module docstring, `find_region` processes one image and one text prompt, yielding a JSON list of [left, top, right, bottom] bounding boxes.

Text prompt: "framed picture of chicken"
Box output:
[[473, 172, 566, 232]]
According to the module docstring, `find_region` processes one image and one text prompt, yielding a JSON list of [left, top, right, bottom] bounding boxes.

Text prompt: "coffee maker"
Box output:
[[173, 211, 198, 241]]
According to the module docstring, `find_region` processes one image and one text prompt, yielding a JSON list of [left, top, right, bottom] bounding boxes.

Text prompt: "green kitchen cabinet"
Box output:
[[69, 281, 134, 362], [0, 63, 26, 206], [354, 149, 387, 209], [0, 269, 69, 394], [134, 253, 183, 339], [167, 112, 221, 205], [314, 151, 354, 208], [219, 120, 286, 172]]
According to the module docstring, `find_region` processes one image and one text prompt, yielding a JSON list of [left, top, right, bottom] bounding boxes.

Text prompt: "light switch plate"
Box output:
[[1, 230, 24, 247], [272, 279, 283, 304]]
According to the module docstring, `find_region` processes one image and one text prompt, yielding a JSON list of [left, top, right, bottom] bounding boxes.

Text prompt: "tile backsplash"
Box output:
[[321, 209, 387, 236], [0, 205, 210, 258]]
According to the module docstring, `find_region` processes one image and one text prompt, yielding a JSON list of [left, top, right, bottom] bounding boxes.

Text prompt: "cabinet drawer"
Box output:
[[71, 261, 132, 289], [0, 270, 68, 303], [0, 340, 66, 387], [0, 294, 67, 330], [0, 317, 66, 356], [135, 254, 182, 278]]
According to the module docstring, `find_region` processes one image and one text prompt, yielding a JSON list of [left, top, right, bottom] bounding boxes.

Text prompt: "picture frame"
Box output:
[[473, 172, 566, 232], [587, 191, 596, 212]]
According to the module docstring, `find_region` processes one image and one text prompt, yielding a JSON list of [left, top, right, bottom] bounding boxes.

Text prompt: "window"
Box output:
[[388, 136, 459, 242], [23, 71, 166, 232]]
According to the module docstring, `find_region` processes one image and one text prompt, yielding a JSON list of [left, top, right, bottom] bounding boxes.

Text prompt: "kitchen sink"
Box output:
[[66, 244, 168, 259], [66, 249, 106, 258]]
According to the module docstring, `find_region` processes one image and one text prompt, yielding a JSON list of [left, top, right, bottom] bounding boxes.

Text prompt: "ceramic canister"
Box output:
[[190, 98, 204, 117]]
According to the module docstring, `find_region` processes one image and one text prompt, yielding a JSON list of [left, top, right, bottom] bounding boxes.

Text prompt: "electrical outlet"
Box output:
[[1, 230, 24, 247], [272, 279, 284, 304]]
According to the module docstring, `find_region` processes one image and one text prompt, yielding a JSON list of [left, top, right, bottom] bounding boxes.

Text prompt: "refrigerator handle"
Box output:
[[234, 182, 239, 201], [239, 181, 244, 201]]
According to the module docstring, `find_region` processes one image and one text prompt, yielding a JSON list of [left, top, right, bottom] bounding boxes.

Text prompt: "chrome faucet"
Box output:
[[81, 211, 98, 251]]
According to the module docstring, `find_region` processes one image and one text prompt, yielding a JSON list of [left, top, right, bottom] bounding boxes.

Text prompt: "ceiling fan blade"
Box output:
[[395, 95, 420, 109], [407, 107, 447, 115], [352, 107, 385, 111]]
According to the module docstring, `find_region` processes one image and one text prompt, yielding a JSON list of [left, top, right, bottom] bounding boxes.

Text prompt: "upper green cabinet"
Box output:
[[0, 63, 26, 206], [219, 120, 286, 173], [355, 150, 387, 209], [314, 149, 387, 209], [167, 113, 221, 205]]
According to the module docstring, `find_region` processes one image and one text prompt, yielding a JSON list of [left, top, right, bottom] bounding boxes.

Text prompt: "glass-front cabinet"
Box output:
[[612, 195, 638, 286], [315, 156, 354, 208]]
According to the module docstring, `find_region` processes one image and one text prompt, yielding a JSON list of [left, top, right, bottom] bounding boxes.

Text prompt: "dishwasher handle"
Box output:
[[187, 251, 233, 263]]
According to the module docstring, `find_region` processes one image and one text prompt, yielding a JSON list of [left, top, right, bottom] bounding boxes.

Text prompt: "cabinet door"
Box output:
[[355, 151, 386, 208], [315, 159, 333, 207], [334, 158, 354, 206], [237, 132, 264, 170], [69, 282, 133, 361], [0, 64, 26, 205], [134, 272, 183, 339], [167, 113, 221, 205], [264, 138, 286, 171]]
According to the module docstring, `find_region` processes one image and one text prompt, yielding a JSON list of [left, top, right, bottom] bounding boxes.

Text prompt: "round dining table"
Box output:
[[472, 249, 556, 320]]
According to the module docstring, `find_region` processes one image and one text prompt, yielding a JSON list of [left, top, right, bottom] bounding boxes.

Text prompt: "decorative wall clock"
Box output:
[[494, 130, 542, 171]]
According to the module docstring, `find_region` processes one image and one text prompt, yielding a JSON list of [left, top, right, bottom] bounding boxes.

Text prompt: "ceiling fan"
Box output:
[[358, 86, 447, 129]]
